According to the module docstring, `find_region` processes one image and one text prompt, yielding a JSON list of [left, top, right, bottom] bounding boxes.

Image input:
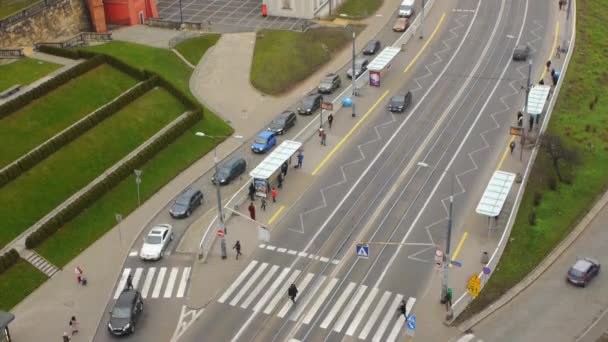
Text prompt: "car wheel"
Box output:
[[186, 209, 192, 217], [170, 233, 174, 241], [131, 324, 135, 333]]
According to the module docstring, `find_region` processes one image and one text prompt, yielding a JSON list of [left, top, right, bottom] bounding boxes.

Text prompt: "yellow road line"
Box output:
[[540, 21, 560, 80], [403, 13, 447, 74], [267, 205, 285, 225], [450, 231, 468, 267], [497, 135, 516, 170], [312, 90, 390, 175]]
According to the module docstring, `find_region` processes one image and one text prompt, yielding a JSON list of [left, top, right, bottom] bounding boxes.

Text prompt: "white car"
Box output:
[[139, 224, 173, 260]]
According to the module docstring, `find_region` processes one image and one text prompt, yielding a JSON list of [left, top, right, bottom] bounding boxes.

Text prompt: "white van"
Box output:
[[399, 0, 415, 17]]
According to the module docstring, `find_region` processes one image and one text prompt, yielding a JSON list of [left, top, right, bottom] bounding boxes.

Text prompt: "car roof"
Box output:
[[324, 73, 337, 77], [368, 39, 380, 44], [222, 156, 245, 167], [149, 225, 170, 235], [180, 188, 200, 197], [116, 289, 139, 306], [572, 259, 593, 272], [278, 110, 295, 118], [258, 131, 274, 138], [305, 93, 321, 99]]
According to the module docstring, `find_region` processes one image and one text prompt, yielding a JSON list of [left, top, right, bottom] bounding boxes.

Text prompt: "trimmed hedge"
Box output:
[[25, 110, 203, 249], [36, 45, 81, 60], [0, 249, 20, 274], [0, 76, 160, 187]]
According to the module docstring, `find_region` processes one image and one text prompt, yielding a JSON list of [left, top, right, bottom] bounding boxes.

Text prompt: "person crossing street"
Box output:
[[327, 112, 334, 128], [233, 240, 242, 260], [288, 284, 298, 303]]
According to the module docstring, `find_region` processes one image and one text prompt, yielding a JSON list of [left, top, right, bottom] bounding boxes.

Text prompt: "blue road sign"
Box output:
[[450, 260, 462, 267], [356, 244, 369, 258], [407, 314, 416, 330]]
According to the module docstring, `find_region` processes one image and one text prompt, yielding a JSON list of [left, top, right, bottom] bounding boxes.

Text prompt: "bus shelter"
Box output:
[[527, 85, 551, 124], [475, 171, 516, 231], [0, 311, 14, 342], [367, 47, 401, 87], [249, 140, 302, 198]]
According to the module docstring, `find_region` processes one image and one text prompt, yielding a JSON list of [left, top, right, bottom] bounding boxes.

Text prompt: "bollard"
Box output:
[[220, 238, 227, 259], [481, 251, 489, 264]]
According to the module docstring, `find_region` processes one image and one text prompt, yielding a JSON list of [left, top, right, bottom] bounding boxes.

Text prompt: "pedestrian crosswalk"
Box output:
[[113, 266, 191, 300], [217, 260, 414, 341]]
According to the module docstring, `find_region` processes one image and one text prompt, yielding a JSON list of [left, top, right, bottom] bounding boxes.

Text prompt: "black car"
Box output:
[[169, 188, 203, 218], [512, 44, 531, 61], [297, 94, 323, 115], [347, 58, 369, 79], [318, 73, 341, 94], [363, 40, 381, 55], [212, 156, 247, 185], [387, 91, 412, 112], [107, 289, 143, 336], [567, 257, 600, 287], [268, 110, 297, 135]]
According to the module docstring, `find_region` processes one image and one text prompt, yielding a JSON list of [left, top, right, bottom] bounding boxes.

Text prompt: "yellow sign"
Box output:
[[466, 274, 481, 297]]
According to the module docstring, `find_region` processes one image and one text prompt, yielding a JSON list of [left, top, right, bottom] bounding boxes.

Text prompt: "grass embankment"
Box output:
[[32, 41, 232, 266], [250, 27, 357, 95], [0, 0, 38, 19], [0, 88, 186, 249], [0, 58, 61, 92], [0, 64, 136, 167], [174, 34, 221, 65], [0, 260, 46, 311], [457, 0, 608, 323], [336, 0, 383, 17]]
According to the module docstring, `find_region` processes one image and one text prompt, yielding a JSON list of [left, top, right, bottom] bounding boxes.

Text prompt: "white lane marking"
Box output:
[[129, 250, 138, 257], [277, 248, 287, 253], [266, 245, 277, 251], [287, 250, 298, 255], [164, 267, 179, 298], [290, 275, 327, 321], [346, 287, 379, 336], [372, 294, 403, 342], [218, 260, 258, 303], [320, 282, 356, 329], [331, 260, 340, 265], [176, 267, 191, 298], [241, 265, 279, 309], [131, 268, 144, 289], [387, 314, 406, 342], [152, 267, 167, 299], [303, 278, 339, 325], [277, 273, 314, 318], [319, 257, 329, 263], [114, 268, 131, 299], [254, 268, 291, 312], [141, 267, 156, 298], [298, 252, 308, 257], [359, 291, 391, 340], [230, 263, 268, 306], [264, 270, 301, 314], [333, 284, 368, 332], [259, 244, 266, 248]]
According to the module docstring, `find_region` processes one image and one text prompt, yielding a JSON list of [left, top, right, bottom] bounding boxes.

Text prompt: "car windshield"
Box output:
[[366, 42, 376, 49], [216, 169, 230, 178], [273, 118, 286, 125], [303, 98, 316, 107], [568, 268, 585, 278], [320, 79, 333, 85], [255, 136, 268, 144], [145, 235, 162, 244], [175, 196, 190, 205], [392, 96, 405, 103], [111, 306, 131, 319]]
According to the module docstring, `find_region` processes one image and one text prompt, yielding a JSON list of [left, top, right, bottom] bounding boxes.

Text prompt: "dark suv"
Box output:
[[169, 188, 203, 218], [387, 91, 413, 113], [298, 94, 323, 115], [107, 289, 143, 336], [318, 73, 341, 94], [212, 156, 247, 185]]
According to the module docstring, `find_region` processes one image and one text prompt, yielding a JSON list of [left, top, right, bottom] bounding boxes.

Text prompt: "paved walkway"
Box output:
[[110, 25, 198, 48]]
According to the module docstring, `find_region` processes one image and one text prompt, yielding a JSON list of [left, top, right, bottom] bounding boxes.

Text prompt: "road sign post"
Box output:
[[356, 244, 369, 259], [434, 249, 443, 269], [405, 314, 416, 337]]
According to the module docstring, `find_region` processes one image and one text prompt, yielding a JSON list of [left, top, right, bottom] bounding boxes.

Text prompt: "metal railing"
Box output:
[[0, 0, 68, 30], [0, 48, 25, 58], [34, 32, 112, 50]]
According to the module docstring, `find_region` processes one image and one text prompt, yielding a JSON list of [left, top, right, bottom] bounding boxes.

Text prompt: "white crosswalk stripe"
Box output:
[[112, 266, 191, 300], [216, 260, 416, 340]]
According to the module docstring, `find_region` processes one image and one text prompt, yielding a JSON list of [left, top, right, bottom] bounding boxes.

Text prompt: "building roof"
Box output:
[[249, 140, 302, 180], [475, 171, 516, 217], [368, 47, 401, 72], [527, 85, 551, 115]]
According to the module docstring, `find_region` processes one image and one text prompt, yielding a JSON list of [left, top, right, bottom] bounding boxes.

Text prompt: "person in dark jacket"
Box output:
[[248, 202, 256, 221], [248, 182, 255, 201], [233, 241, 242, 260], [397, 299, 407, 318], [288, 284, 298, 303]]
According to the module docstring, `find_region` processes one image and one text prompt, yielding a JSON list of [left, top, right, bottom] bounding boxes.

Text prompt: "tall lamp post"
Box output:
[[351, 30, 357, 117], [134, 169, 142, 206], [419, 0, 425, 39], [178, 0, 184, 25]]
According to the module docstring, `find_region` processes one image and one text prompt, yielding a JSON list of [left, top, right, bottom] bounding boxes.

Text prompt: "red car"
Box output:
[[393, 18, 410, 32]]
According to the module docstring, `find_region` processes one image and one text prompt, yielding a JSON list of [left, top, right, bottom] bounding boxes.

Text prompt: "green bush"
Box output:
[[0, 249, 20, 274], [36, 45, 80, 59]]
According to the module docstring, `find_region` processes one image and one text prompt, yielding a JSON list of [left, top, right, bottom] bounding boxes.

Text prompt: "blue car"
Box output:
[[251, 131, 277, 153]]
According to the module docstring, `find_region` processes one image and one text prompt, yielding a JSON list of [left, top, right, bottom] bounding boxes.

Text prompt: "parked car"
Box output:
[[387, 91, 412, 112], [251, 131, 277, 153], [212, 156, 247, 185], [268, 110, 297, 135], [139, 224, 173, 260], [512, 44, 531, 61], [347, 58, 370, 79], [107, 289, 143, 336], [169, 188, 203, 218], [393, 17, 410, 32], [318, 73, 342, 94], [567, 257, 600, 287], [363, 40, 381, 55], [297, 93, 323, 115]]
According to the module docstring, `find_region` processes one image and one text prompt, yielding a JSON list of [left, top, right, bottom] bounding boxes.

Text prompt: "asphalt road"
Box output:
[[177, 0, 555, 341]]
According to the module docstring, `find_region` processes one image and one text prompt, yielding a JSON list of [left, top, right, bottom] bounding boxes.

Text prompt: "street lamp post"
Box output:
[[115, 214, 123, 246], [178, 0, 184, 25], [351, 30, 357, 117], [419, 0, 425, 39], [134, 169, 142, 206]]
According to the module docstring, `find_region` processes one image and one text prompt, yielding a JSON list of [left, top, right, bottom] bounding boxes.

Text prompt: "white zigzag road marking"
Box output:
[[407, 244, 437, 263]]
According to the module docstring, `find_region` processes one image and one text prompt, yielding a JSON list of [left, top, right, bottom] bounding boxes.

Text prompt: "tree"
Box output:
[[539, 134, 577, 182]]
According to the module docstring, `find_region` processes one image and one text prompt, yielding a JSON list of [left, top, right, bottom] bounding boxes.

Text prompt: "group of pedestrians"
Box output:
[[62, 316, 79, 341]]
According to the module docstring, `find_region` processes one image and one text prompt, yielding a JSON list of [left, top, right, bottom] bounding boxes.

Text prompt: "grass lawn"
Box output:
[[0, 58, 61, 92], [0, 259, 46, 311], [0, 88, 186, 250], [336, 0, 383, 17], [456, 0, 608, 323], [174, 34, 221, 65], [0, 64, 136, 168], [0, 0, 38, 19], [250, 27, 357, 95]]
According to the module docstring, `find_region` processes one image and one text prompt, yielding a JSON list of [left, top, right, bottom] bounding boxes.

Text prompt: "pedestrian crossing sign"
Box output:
[[356, 244, 369, 258]]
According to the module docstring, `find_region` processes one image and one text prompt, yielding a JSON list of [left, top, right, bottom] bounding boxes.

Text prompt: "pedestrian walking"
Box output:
[[248, 182, 255, 201], [74, 266, 83, 284], [546, 60, 551, 71], [517, 111, 523, 127], [248, 202, 256, 221], [69, 316, 79, 335], [288, 284, 298, 303], [551, 68, 556, 77], [261, 198, 267, 211], [320, 129, 327, 146], [278, 173, 284, 189], [552, 73, 558, 86], [233, 240, 242, 260], [126, 274, 133, 290], [327, 113, 334, 128], [397, 299, 407, 318], [558, 0, 564, 10], [296, 152, 304, 168], [63, 332, 71, 342], [271, 188, 278, 203], [539, 79, 544, 85], [529, 116, 534, 131], [509, 141, 516, 154], [281, 162, 288, 177]]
